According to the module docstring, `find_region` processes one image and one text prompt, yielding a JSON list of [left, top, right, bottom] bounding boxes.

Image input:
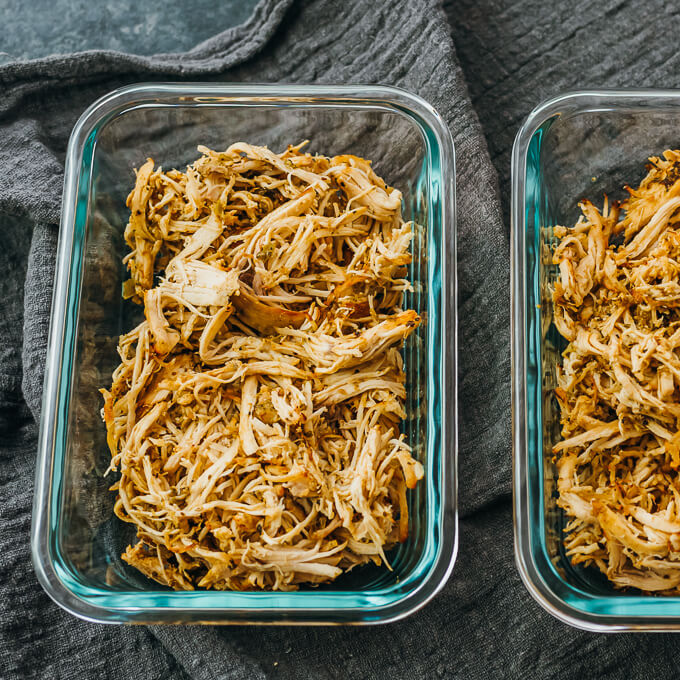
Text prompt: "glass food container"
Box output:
[[31, 83, 457, 625], [512, 89, 680, 631]]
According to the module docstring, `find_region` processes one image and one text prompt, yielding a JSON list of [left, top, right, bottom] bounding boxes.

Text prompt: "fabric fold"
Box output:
[[0, 0, 294, 86]]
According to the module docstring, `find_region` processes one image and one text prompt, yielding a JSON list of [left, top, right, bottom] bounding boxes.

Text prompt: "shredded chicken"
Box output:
[[552, 149, 680, 593], [100, 142, 423, 591]]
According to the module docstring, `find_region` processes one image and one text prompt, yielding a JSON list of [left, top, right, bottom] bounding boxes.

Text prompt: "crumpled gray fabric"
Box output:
[[3, 0, 678, 678]]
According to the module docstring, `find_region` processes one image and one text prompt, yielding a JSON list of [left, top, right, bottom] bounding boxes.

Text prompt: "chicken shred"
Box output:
[[552, 149, 680, 593], [101, 142, 424, 591]]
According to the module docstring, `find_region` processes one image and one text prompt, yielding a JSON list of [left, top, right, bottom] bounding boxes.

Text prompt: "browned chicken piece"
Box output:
[[122, 541, 194, 590]]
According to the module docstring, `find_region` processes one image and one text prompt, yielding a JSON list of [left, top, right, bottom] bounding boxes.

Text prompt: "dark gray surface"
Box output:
[[2, 0, 680, 679], [0, 0, 259, 62]]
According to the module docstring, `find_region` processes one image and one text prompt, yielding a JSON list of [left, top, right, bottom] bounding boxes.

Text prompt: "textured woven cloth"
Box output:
[[1, 0, 678, 678]]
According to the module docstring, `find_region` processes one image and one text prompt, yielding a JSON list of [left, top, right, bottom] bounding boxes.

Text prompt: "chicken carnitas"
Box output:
[[553, 149, 680, 593], [100, 142, 423, 591]]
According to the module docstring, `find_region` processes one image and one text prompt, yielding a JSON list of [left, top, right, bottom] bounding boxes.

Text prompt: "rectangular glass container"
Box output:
[[31, 83, 457, 624], [512, 89, 680, 631]]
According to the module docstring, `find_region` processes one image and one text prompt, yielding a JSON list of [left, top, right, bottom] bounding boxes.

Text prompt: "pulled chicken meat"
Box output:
[[553, 149, 680, 593], [100, 142, 423, 591]]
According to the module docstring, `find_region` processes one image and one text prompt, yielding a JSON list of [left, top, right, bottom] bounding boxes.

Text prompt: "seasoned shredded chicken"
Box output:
[[552, 149, 680, 593], [100, 142, 423, 591]]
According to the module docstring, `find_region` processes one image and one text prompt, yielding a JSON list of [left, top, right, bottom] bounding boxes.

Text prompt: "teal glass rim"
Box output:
[[30, 83, 458, 625], [512, 89, 680, 632]]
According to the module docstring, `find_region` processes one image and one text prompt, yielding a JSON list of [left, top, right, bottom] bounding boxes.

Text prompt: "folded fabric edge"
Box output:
[[0, 0, 294, 86]]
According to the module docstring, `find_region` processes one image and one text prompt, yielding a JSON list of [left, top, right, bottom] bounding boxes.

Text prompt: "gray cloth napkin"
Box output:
[[2, 0, 677, 678]]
